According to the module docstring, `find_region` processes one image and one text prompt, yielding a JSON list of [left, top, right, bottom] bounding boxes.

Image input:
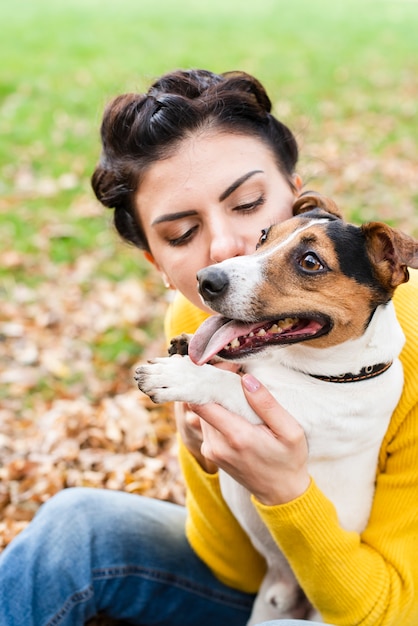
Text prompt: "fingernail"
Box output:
[[242, 374, 261, 392]]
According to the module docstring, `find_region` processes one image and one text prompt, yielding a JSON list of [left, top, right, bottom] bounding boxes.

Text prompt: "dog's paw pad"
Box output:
[[168, 333, 191, 356]]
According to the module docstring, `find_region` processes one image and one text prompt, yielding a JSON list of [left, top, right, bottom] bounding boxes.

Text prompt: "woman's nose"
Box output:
[[209, 229, 246, 264]]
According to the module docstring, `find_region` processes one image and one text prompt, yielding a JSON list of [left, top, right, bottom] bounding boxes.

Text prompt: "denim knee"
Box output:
[[35, 487, 103, 529]]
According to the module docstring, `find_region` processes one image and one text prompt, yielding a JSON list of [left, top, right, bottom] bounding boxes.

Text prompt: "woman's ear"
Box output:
[[143, 251, 175, 289], [293, 173, 303, 191], [144, 251, 158, 268]]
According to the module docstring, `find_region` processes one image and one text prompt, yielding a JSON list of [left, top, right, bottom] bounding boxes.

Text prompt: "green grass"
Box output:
[[1, 0, 418, 377], [1, 0, 418, 251]]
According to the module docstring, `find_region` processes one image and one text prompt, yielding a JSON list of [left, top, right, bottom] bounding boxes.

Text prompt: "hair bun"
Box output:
[[100, 93, 147, 157], [147, 69, 271, 115], [91, 163, 121, 209], [148, 69, 224, 99], [220, 71, 272, 113]]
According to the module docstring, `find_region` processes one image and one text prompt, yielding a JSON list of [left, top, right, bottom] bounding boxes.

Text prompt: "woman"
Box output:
[[0, 69, 417, 626]]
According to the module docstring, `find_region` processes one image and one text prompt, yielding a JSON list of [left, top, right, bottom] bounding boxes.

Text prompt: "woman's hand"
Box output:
[[190, 373, 311, 505], [174, 402, 218, 473]]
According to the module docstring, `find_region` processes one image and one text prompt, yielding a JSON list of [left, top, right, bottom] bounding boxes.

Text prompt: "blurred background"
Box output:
[[1, 0, 418, 546]]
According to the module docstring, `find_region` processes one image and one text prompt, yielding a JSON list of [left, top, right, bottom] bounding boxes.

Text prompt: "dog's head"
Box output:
[[188, 192, 418, 364]]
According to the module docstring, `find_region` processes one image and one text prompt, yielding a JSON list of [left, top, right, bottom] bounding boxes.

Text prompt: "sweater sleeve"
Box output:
[[253, 272, 418, 625]]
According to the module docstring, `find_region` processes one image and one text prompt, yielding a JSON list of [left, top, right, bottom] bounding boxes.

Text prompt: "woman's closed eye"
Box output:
[[233, 194, 265, 214], [167, 225, 199, 247]]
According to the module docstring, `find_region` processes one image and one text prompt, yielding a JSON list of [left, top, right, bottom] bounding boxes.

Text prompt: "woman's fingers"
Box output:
[[191, 375, 311, 505], [241, 373, 306, 443], [174, 402, 217, 473]]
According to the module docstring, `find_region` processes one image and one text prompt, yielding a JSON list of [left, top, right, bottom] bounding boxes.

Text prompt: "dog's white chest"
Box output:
[[227, 356, 402, 533]]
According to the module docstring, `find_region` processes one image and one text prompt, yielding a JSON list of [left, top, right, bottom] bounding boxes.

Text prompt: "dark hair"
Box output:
[[91, 69, 299, 251]]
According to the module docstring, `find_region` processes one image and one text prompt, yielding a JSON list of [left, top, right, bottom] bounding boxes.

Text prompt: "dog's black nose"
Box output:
[[197, 267, 229, 301]]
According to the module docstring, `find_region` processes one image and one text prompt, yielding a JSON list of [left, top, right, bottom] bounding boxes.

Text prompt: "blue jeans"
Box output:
[[0, 487, 323, 625]]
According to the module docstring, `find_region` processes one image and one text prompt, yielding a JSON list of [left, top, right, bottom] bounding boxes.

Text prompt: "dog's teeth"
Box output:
[[224, 318, 300, 351], [277, 317, 298, 329]]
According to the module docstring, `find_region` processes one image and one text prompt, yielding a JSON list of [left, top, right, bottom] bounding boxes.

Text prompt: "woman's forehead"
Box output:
[[138, 132, 278, 201]]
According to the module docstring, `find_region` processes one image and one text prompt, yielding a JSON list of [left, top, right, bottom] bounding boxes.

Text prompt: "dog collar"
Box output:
[[310, 361, 393, 383]]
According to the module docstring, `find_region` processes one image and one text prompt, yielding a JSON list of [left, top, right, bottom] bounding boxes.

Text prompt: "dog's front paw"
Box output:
[[168, 333, 191, 356], [135, 359, 175, 404], [134, 356, 207, 405], [135, 356, 238, 407]]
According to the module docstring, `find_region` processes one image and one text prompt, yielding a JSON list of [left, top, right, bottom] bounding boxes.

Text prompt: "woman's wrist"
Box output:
[[253, 472, 311, 506], [193, 450, 218, 474]]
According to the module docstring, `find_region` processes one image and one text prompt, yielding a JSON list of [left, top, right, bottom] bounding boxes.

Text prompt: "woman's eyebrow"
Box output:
[[218, 170, 263, 202], [151, 170, 263, 226], [152, 210, 197, 226]]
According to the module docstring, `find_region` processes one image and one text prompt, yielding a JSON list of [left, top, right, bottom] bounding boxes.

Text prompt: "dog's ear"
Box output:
[[292, 191, 343, 219], [362, 222, 418, 289]]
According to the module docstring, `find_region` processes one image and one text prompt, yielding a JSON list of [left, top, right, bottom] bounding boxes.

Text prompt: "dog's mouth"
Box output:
[[188, 314, 332, 365]]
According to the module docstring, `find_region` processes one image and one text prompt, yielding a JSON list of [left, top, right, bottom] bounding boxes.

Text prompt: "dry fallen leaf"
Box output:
[[0, 252, 184, 550]]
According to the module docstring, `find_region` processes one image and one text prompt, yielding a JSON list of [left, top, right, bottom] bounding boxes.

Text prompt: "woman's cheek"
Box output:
[[169, 261, 199, 295]]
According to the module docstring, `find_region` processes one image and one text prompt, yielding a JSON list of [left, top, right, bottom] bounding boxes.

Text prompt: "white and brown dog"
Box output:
[[135, 192, 418, 624]]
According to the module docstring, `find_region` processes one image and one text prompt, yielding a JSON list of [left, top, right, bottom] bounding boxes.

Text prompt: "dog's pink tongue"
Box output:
[[188, 315, 258, 365]]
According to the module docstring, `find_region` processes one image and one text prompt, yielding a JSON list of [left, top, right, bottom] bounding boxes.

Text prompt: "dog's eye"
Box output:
[[299, 252, 324, 272], [256, 227, 270, 249]]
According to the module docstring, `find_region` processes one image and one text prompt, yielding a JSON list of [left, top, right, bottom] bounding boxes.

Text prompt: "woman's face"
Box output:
[[136, 131, 300, 312]]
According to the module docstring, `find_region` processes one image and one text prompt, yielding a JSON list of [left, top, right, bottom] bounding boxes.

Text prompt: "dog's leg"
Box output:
[[135, 356, 261, 423], [247, 569, 318, 625], [247, 569, 315, 625]]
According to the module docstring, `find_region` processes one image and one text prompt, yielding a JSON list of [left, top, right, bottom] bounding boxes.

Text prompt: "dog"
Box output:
[[135, 192, 418, 624]]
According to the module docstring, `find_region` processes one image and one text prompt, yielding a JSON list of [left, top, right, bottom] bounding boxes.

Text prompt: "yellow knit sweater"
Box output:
[[164, 270, 418, 626]]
